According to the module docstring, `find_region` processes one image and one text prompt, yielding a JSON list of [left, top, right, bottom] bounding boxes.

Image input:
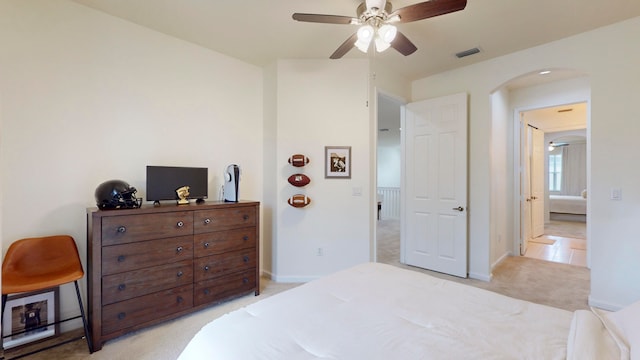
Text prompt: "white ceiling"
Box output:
[[72, 0, 640, 82], [525, 102, 587, 133]]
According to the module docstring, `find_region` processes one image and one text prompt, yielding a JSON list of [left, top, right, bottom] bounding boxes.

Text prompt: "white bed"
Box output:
[[550, 194, 587, 215], [179, 262, 627, 359]]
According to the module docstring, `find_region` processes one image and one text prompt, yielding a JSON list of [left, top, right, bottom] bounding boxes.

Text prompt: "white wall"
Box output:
[[262, 63, 278, 277], [274, 60, 371, 281], [412, 16, 640, 309], [0, 0, 263, 320], [490, 88, 512, 266]]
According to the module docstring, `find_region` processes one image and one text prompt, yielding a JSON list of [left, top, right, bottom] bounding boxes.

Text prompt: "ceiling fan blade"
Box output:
[[330, 33, 358, 59], [391, 0, 467, 23], [390, 31, 418, 56], [292, 13, 356, 25]]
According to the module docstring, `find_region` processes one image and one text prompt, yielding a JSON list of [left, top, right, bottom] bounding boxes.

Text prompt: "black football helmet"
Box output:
[[95, 180, 142, 210]]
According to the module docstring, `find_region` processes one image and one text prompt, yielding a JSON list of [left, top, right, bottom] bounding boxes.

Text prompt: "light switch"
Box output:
[[610, 188, 622, 200]]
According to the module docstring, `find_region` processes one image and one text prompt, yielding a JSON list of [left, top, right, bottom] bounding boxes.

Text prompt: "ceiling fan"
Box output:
[[292, 0, 467, 59], [548, 141, 569, 151]]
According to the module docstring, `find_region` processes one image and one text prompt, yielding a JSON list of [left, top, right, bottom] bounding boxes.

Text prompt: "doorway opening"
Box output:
[[519, 102, 588, 267], [375, 92, 403, 267]]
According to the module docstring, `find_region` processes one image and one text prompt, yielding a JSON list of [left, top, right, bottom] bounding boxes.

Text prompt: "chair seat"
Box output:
[[2, 235, 85, 295], [3, 267, 84, 294]]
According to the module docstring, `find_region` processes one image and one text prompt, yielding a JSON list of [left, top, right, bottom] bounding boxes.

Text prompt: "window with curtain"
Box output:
[[549, 153, 562, 192]]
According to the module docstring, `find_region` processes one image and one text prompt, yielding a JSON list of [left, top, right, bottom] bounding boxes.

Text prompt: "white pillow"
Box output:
[[606, 301, 640, 359]]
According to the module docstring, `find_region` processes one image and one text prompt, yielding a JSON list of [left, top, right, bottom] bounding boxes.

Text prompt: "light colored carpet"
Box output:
[[376, 218, 590, 312], [7, 219, 589, 359], [546, 220, 586, 239], [3, 280, 300, 360]]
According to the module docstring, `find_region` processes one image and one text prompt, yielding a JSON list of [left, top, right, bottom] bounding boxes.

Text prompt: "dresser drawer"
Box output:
[[102, 260, 193, 305], [194, 249, 257, 282], [102, 236, 193, 275], [102, 284, 193, 335], [102, 212, 193, 246], [193, 207, 256, 234], [194, 269, 256, 306], [193, 227, 256, 258]]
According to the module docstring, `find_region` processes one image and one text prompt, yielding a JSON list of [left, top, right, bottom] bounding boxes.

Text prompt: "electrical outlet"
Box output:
[[316, 247, 324, 256], [611, 188, 622, 200]]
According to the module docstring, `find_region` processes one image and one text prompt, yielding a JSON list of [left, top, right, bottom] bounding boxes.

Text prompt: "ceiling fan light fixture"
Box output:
[[374, 36, 391, 52], [378, 24, 397, 43], [357, 25, 374, 42], [355, 25, 374, 52]]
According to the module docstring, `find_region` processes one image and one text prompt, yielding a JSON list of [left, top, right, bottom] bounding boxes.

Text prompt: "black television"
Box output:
[[146, 166, 208, 204]]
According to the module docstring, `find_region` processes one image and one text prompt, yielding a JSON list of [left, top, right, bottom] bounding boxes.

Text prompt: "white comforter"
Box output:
[[179, 263, 576, 359], [549, 195, 587, 215]]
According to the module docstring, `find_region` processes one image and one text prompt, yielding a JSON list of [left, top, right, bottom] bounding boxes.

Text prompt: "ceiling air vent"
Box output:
[[455, 47, 480, 58]]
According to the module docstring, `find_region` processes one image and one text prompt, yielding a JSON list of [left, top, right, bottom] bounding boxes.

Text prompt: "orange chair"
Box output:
[[2, 235, 93, 356]]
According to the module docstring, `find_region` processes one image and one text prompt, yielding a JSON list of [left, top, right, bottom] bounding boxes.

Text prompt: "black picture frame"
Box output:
[[2, 287, 60, 349]]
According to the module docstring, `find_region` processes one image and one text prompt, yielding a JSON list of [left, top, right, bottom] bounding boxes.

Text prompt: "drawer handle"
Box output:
[[177, 296, 183, 303], [243, 256, 250, 263], [204, 218, 211, 224], [117, 226, 126, 233], [177, 221, 184, 228], [204, 242, 210, 248], [117, 255, 126, 262], [118, 312, 126, 320], [243, 215, 249, 221], [204, 288, 210, 295], [243, 235, 249, 241], [176, 246, 183, 253], [118, 284, 126, 291], [243, 277, 249, 284], [177, 271, 183, 277], [204, 265, 210, 271]]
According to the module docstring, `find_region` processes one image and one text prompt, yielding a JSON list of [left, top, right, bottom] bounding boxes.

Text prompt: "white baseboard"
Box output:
[[491, 251, 511, 270], [469, 272, 492, 282], [588, 296, 624, 311]]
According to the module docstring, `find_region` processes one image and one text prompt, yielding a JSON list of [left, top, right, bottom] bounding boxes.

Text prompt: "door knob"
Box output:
[[452, 206, 464, 212]]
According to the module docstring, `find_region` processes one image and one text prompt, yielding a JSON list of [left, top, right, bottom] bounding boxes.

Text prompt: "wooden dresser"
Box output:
[[86, 201, 259, 352]]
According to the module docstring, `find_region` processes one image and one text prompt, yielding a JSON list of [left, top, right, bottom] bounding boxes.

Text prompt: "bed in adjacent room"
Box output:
[[179, 262, 627, 359], [549, 194, 587, 215]]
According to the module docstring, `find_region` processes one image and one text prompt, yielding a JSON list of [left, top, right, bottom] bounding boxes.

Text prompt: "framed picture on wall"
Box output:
[[325, 146, 351, 179], [2, 287, 59, 349]]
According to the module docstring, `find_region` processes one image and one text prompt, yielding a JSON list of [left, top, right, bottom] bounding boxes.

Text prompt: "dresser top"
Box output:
[[88, 200, 259, 218]]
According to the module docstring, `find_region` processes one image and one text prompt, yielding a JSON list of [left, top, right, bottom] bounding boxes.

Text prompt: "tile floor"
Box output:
[[524, 230, 587, 267]]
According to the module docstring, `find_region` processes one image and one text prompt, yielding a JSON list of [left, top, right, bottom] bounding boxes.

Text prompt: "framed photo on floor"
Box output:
[[2, 287, 59, 349], [325, 146, 351, 179]]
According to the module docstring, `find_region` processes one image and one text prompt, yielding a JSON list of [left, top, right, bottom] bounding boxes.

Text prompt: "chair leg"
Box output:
[[2, 294, 7, 319], [2, 294, 6, 351], [74, 281, 93, 353]]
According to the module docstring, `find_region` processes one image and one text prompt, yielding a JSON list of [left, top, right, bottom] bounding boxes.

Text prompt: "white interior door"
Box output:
[[531, 128, 545, 238], [402, 93, 468, 278]]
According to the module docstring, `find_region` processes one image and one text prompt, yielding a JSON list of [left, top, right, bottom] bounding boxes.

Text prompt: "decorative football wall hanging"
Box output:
[[287, 174, 311, 187], [288, 154, 310, 167], [288, 194, 312, 208]]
